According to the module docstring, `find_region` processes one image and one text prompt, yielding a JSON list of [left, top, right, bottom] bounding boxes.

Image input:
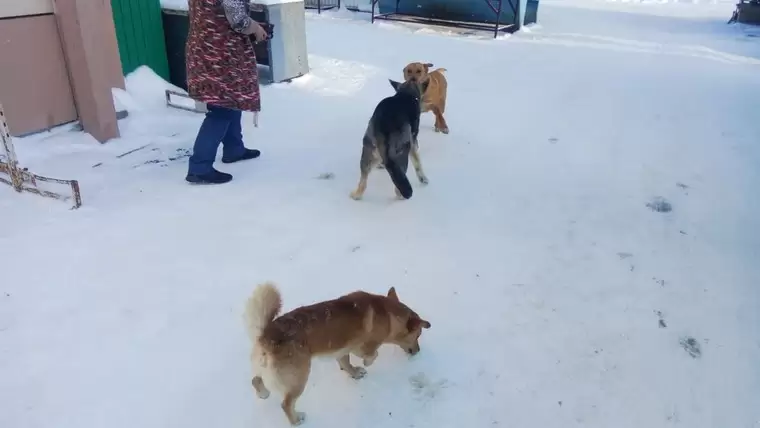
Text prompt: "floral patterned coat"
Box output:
[[186, 0, 261, 112]]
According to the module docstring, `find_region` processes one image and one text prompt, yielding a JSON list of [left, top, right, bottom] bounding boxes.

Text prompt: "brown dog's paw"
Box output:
[[290, 412, 307, 426], [351, 367, 368, 379]]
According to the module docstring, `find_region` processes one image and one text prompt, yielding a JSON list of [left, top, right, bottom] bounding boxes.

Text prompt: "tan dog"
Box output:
[[245, 282, 431, 426], [403, 62, 449, 134]]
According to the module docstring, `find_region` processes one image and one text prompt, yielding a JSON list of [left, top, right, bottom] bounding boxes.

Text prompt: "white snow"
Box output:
[[160, 0, 188, 11], [2, 2, 760, 428]]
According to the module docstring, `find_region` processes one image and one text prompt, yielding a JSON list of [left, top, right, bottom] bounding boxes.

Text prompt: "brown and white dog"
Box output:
[[403, 62, 449, 134], [245, 282, 431, 426]]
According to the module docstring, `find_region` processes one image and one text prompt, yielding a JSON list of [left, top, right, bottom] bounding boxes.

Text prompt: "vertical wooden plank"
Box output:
[[144, 0, 158, 76], [134, 0, 150, 70], [119, 1, 132, 75], [117, 0, 135, 74], [114, 0, 128, 73], [149, 0, 170, 79], [123, 0, 139, 72], [110, 0, 127, 75], [110, 0, 170, 78], [126, 0, 141, 74], [135, 0, 166, 79]]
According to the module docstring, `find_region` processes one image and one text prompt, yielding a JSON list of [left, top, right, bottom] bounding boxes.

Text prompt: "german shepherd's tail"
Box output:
[[385, 157, 413, 199], [384, 126, 414, 199], [244, 281, 282, 344]]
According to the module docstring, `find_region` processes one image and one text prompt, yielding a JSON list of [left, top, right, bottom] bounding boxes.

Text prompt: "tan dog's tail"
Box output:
[[244, 281, 282, 343], [434, 67, 447, 74]]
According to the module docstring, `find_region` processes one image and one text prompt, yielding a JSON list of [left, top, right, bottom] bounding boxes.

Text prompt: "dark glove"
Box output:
[[250, 22, 274, 44]]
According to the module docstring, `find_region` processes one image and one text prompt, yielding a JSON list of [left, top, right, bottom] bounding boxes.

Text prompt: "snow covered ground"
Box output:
[[2, 1, 760, 428]]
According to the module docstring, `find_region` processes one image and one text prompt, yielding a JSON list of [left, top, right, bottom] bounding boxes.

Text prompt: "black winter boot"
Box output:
[[222, 148, 261, 164], [186, 168, 233, 184]]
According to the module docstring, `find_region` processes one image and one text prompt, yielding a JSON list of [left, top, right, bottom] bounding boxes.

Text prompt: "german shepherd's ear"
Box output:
[[387, 286, 399, 302], [424, 63, 433, 71], [407, 317, 431, 331], [389, 79, 403, 92]]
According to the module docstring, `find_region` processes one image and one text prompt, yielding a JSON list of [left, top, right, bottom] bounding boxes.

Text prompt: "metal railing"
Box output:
[[304, 0, 341, 13], [0, 103, 82, 209]]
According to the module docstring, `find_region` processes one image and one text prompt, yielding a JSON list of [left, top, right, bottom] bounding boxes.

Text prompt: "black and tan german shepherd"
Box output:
[[350, 79, 430, 201]]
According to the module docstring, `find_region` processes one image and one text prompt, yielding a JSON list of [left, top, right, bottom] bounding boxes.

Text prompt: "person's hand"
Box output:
[[251, 21, 269, 42]]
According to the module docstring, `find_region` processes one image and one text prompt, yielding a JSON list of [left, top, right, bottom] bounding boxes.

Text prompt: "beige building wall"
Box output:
[[0, 0, 123, 141], [0, 3, 77, 136], [0, 0, 54, 18]]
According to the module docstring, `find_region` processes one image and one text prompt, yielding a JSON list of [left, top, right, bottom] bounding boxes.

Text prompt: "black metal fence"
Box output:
[[342, 0, 372, 12], [304, 0, 341, 13], [371, 0, 520, 38]]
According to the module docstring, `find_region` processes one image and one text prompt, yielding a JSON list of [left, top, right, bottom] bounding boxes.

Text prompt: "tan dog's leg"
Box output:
[[252, 376, 270, 399], [439, 72, 449, 134], [410, 141, 428, 185], [350, 145, 381, 200], [432, 106, 449, 134], [351, 174, 369, 201], [337, 354, 367, 379], [356, 341, 381, 367], [277, 361, 310, 426]]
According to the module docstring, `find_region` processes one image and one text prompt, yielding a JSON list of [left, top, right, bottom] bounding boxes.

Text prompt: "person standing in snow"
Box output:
[[184, 0, 270, 184]]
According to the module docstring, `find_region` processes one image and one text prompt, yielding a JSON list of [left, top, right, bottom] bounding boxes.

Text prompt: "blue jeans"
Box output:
[[187, 104, 246, 175]]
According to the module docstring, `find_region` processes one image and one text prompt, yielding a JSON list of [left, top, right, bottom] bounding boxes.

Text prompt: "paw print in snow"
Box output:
[[409, 372, 449, 401]]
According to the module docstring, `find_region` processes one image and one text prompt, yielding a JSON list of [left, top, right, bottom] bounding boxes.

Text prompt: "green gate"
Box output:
[[111, 0, 170, 80]]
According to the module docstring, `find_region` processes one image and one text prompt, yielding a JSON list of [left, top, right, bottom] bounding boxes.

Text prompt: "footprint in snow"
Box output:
[[409, 372, 449, 400], [679, 336, 702, 359], [646, 196, 672, 213], [676, 182, 690, 195], [655, 310, 667, 328]]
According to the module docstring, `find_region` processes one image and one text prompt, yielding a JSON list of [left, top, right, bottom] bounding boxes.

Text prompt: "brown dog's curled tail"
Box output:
[[244, 281, 282, 343]]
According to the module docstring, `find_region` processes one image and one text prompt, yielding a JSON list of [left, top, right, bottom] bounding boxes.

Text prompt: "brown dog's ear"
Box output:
[[407, 317, 431, 331], [387, 286, 399, 301], [424, 63, 433, 70]]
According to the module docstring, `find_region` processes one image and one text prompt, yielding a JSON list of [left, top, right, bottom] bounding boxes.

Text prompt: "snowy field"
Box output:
[[2, 1, 760, 427]]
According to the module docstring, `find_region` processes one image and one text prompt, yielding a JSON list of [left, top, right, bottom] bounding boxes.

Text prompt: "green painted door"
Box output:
[[111, 0, 170, 80]]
